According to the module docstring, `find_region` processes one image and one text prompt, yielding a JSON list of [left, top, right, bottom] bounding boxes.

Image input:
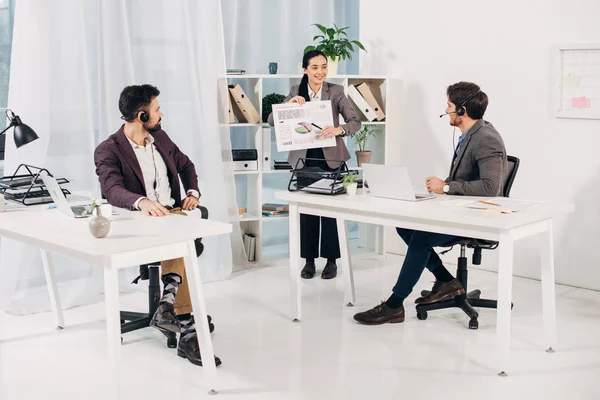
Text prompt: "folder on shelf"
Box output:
[[347, 84, 378, 122], [262, 127, 272, 171], [355, 82, 385, 121], [227, 89, 235, 123], [228, 84, 261, 124], [243, 233, 256, 262]]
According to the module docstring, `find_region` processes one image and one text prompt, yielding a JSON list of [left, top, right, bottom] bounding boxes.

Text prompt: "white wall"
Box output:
[[221, 0, 360, 75], [360, 0, 600, 290]]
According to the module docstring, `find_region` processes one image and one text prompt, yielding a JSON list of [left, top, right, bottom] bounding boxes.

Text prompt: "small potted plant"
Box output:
[[343, 173, 360, 195], [304, 23, 366, 75], [262, 93, 287, 123], [352, 124, 383, 166], [83, 198, 111, 238]]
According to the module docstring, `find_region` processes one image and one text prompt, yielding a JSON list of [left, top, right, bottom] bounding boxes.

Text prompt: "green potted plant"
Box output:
[[262, 93, 287, 123], [352, 124, 383, 166], [342, 173, 360, 195], [304, 23, 366, 75]]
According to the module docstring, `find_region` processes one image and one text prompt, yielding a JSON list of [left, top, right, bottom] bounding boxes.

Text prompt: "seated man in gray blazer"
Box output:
[[354, 81, 508, 325]]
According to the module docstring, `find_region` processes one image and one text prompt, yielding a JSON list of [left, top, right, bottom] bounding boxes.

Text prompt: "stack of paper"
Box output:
[[304, 179, 344, 194], [464, 199, 541, 213]]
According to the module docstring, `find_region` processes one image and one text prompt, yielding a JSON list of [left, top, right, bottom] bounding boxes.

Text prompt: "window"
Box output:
[[0, 0, 14, 161]]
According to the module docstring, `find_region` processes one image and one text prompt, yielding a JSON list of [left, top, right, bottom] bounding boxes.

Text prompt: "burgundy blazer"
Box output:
[[94, 126, 199, 209]]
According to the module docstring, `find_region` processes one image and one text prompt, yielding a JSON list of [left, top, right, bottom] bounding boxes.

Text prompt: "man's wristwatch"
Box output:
[[339, 126, 346, 137], [443, 184, 450, 194]]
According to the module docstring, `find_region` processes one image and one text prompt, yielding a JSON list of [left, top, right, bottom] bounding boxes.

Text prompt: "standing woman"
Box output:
[[268, 50, 362, 279]]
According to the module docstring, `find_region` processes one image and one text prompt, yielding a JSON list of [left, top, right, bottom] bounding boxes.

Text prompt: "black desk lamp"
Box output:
[[0, 109, 39, 148]]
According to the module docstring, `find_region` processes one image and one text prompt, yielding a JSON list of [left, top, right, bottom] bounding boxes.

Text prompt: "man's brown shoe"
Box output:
[[178, 334, 222, 367], [415, 279, 465, 305], [150, 303, 181, 333], [353, 302, 405, 325]]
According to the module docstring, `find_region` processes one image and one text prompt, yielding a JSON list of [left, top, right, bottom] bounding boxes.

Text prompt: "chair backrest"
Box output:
[[503, 155, 519, 197]]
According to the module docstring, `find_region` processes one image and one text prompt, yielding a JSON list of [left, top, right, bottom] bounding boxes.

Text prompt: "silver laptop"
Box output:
[[362, 163, 436, 202], [39, 171, 89, 218]]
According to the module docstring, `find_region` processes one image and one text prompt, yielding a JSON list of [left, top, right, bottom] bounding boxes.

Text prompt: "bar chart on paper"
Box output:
[[556, 44, 600, 119]]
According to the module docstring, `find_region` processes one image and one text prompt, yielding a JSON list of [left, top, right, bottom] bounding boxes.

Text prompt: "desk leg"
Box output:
[[336, 218, 356, 307], [184, 240, 219, 395], [540, 220, 557, 353], [41, 250, 65, 330], [103, 265, 122, 398], [496, 232, 514, 377], [289, 203, 301, 322]]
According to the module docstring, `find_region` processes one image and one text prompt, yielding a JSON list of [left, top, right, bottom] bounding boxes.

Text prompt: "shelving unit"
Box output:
[[225, 74, 400, 264]]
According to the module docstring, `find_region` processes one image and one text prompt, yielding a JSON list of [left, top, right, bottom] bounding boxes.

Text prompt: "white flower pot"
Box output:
[[346, 182, 358, 195], [327, 57, 339, 75], [89, 208, 111, 238]]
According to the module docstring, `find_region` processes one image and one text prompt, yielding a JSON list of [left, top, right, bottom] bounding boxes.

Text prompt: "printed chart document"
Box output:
[[272, 100, 336, 152]]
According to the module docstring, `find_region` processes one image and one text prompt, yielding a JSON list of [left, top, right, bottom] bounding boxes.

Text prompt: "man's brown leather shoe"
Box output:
[[301, 260, 316, 279], [321, 260, 337, 279], [178, 334, 222, 367], [415, 278, 465, 305], [353, 302, 405, 325], [150, 303, 181, 333]]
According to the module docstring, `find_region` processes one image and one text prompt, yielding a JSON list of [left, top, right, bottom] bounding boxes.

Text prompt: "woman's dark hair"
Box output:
[[299, 50, 327, 101], [446, 81, 488, 120], [119, 84, 160, 121]]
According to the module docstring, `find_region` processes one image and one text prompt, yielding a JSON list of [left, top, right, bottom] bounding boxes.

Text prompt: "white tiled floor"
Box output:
[[1, 253, 599, 400]]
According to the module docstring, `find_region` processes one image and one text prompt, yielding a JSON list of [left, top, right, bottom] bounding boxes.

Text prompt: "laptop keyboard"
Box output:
[[70, 205, 88, 216]]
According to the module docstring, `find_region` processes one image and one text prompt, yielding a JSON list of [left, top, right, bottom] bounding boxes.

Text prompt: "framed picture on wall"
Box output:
[[554, 43, 600, 120]]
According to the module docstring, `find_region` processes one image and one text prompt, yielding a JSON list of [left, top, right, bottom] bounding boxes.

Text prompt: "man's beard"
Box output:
[[144, 118, 162, 133]]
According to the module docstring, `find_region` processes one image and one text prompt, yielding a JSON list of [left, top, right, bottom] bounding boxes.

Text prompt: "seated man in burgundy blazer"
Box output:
[[94, 84, 220, 367]]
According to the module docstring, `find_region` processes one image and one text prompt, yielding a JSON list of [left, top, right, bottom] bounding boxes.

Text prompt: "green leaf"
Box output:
[[344, 41, 354, 51], [326, 28, 335, 39], [303, 45, 315, 54], [313, 35, 324, 41], [313, 23, 328, 35], [352, 40, 366, 51]]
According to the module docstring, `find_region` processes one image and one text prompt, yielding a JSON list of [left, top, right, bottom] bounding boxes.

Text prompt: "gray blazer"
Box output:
[[267, 82, 362, 169], [446, 119, 507, 197]]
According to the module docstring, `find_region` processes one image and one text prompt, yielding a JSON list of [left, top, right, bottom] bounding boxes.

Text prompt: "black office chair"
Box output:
[[120, 205, 213, 347], [416, 156, 520, 330]]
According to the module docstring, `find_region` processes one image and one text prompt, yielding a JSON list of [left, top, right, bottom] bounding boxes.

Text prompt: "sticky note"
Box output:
[[566, 73, 582, 86], [571, 97, 589, 109]]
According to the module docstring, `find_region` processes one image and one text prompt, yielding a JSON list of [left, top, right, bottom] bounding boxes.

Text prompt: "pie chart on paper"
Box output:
[[295, 122, 313, 134]]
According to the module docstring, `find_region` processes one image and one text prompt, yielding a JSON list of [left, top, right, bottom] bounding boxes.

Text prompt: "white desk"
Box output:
[[275, 190, 574, 376], [0, 205, 232, 395]]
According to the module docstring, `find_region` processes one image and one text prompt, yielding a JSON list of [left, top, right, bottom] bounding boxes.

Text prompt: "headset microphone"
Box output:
[[439, 111, 457, 118], [439, 88, 482, 119]]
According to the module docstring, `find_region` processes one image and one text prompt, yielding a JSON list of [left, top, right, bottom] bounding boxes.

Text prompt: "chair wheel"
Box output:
[[167, 333, 177, 348], [511, 303, 514, 310], [416, 309, 428, 320], [469, 319, 479, 330], [209, 323, 215, 333]]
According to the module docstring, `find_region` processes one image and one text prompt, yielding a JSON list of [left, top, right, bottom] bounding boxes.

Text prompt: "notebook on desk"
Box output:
[[362, 163, 435, 202]]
